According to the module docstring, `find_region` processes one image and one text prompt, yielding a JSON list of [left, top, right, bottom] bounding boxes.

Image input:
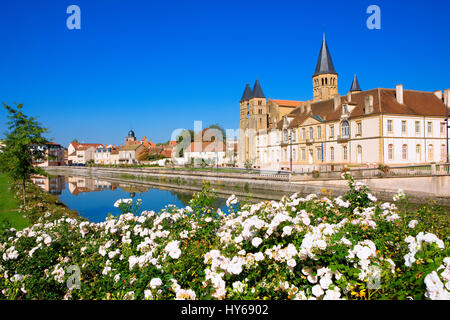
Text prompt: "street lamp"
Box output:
[[289, 128, 293, 172]]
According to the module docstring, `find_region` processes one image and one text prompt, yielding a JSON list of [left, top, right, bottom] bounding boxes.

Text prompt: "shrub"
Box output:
[[0, 175, 448, 300]]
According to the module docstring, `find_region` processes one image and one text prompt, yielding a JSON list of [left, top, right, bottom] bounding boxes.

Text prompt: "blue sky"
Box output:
[[1, 0, 449, 146]]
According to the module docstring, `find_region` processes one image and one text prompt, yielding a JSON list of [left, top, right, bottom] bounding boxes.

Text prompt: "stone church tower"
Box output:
[[238, 80, 268, 164], [312, 35, 338, 101]]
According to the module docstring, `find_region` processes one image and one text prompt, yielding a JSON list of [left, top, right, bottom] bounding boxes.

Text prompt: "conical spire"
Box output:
[[252, 79, 265, 98], [240, 83, 253, 102], [314, 34, 337, 76], [349, 74, 362, 92]]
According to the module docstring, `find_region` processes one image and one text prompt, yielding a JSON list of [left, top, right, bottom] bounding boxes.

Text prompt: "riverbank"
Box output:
[[0, 173, 81, 231], [45, 166, 450, 206]]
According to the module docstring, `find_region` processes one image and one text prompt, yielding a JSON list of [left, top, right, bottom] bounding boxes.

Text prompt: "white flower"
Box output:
[[226, 195, 238, 207], [232, 281, 245, 293], [287, 258, 296, 268], [312, 284, 324, 297], [164, 241, 182, 260], [282, 226, 293, 237], [150, 278, 162, 289], [408, 220, 418, 229], [114, 198, 133, 208], [251, 237, 263, 248], [144, 290, 153, 300], [44, 236, 52, 246], [254, 252, 264, 262]]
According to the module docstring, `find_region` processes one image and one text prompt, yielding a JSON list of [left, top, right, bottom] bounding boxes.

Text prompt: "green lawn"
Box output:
[[0, 174, 30, 230]]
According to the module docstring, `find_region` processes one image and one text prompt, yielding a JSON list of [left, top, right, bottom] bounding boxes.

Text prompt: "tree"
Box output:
[[0, 103, 49, 205]]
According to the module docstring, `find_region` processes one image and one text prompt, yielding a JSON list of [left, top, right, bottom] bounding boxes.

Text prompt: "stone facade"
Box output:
[[238, 36, 450, 172]]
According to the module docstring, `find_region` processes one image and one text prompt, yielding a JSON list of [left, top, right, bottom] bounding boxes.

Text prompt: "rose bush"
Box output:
[[0, 177, 449, 300]]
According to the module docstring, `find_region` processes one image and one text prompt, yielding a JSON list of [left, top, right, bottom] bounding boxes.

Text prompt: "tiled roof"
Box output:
[[270, 99, 303, 107], [270, 87, 447, 129]]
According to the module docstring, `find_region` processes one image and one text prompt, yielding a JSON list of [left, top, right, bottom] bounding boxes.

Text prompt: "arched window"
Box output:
[[341, 121, 350, 138], [428, 144, 434, 161]]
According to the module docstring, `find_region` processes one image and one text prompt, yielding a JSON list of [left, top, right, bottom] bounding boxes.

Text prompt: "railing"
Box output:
[[291, 163, 450, 181]]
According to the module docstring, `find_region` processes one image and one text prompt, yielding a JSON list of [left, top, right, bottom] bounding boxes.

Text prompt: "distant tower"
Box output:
[[349, 74, 362, 93], [238, 79, 268, 164], [312, 34, 338, 101], [125, 129, 137, 145]]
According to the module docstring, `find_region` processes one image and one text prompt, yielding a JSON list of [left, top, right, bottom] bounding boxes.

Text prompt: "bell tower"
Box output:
[[312, 34, 338, 101]]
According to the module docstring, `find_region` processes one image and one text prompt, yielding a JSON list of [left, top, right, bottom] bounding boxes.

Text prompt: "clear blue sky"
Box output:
[[1, 0, 449, 146]]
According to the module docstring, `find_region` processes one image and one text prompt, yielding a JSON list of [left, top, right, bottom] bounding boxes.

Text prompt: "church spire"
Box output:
[[240, 83, 253, 102], [252, 79, 265, 99], [349, 74, 362, 92], [314, 34, 337, 76]]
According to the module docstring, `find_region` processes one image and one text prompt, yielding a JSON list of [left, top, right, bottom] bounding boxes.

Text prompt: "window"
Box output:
[[302, 128, 306, 140], [387, 120, 393, 133], [301, 148, 306, 161], [343, 146, 348, 160], [356, 122, 362, 136], [330, 147, 334, 161], [428, 144, 433, 161], [441, 144, 446, 162], [357, 145, 362, 163], [388, 144, 393, 160], [293, 149, 297, 161], [292, 130, 296, 142], [330, 125, 334, 138], [441, 123, 446, 135], [309, 127, 314, 140], [258, 100, 262, 106], [416, 145, 421, 162], [317, 126, 322, 139], [341, 121, 350, 138], [284, 130, 288, 143], [427, 122, 433, 135], [415, 121, 420, 134], [401, 121, 407, 134], [317, 147, 322, 161], [402, 144, 408, 160]]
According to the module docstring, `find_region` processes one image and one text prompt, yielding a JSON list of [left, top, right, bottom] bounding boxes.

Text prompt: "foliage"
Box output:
[[378, 164, 390, 175], [312, 170, 320, 179], [0, 103, 49, 205], [0, 175, 449, 300]]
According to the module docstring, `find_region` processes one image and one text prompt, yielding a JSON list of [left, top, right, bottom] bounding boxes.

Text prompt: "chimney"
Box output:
[[347, 92, 352, 103], [433, 90, 443, 100], [365, 95, 374, 114], [333, 94, 341, 110], [396, 84, 404, 104], [306, 101, 312, 114], [444, 89, 450, 108]]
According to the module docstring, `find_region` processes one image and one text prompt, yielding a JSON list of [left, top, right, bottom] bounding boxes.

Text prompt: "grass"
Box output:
[[0, 174, 30, 230]]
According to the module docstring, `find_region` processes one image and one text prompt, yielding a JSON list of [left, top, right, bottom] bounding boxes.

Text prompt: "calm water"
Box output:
[[31, 175, 228, 222]]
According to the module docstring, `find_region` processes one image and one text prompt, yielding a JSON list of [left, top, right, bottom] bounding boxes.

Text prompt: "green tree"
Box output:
[[0, 103, 48, 205]]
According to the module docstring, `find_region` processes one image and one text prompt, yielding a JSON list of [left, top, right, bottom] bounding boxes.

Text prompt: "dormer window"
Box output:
[[342, 105, 348, 114]]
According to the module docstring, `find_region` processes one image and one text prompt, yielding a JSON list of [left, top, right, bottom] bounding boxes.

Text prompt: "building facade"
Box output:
[[238, 36, 450, 171]]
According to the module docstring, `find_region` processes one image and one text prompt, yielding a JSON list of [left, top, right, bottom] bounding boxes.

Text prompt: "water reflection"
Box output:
[[34, 175, 228, 222]]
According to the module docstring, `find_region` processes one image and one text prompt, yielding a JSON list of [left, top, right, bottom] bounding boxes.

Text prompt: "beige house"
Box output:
[[118, 144, 148, 164], [68, 143, 103, 165], [239, 36, 449, 172]]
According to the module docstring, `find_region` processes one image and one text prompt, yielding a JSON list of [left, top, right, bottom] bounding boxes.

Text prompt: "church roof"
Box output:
[[349, 74, 362, 92], [314, 35, 337, 76], [240, 83, 253, 102], [252, 79, 265, 98]]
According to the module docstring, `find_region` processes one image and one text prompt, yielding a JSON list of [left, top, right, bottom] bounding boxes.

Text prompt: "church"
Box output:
[[238, 36, 449, 172]]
